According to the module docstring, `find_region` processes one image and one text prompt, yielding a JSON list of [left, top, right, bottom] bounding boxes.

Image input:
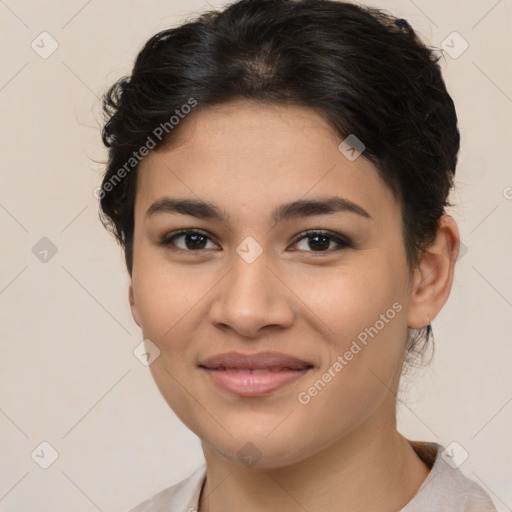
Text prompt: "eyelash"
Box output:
[[158, 228, 354, 255]]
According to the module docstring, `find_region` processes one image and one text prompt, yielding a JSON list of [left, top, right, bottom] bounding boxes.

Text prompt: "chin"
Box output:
[[199, 421, 319, 469]]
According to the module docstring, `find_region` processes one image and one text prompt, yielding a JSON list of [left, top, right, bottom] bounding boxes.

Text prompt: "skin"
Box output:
[[128, 99, 460, 511]]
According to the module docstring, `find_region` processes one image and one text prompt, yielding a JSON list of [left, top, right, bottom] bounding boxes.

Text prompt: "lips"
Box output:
[[199, 351, 313, 397], [199, 351, 313, 371]]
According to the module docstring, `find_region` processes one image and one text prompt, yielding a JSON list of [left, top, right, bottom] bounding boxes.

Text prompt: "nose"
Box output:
[[209, 248, 295, 339]]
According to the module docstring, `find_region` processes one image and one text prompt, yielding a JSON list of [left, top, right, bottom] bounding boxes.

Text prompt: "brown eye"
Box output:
[[291, 230, 353, 253], [160, 229, 219, 251]]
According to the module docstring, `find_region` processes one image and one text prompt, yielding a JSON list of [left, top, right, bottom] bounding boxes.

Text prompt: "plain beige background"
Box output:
[[1, 0, 511, 511]]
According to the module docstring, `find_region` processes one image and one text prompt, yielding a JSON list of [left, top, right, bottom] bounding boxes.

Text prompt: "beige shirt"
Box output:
[[128, 441, 497, 511]]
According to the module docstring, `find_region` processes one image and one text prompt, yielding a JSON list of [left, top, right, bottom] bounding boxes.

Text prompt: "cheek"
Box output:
[[299, 259, 405, 340], [132, 264, 208, 427], [133, 255, 211, 340], [295, 284, 406, 443], [297, 258, 408, 392]]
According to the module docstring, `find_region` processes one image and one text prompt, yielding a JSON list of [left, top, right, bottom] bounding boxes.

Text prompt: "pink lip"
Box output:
[[199, 351, 313, 397]]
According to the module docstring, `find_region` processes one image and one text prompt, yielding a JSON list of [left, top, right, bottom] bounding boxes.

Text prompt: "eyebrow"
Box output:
[[145, 196, 372, 223]]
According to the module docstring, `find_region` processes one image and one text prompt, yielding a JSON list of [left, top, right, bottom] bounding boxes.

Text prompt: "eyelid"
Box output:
[[159, 228, 220, 249], [288, 229, 354, 251], [159, 228, 353, 253]]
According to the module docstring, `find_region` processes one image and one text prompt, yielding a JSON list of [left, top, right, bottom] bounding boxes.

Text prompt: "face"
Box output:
[[129, 100, 417, 467]]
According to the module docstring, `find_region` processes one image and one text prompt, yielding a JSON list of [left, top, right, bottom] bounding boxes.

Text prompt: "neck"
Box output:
[[198, 414, 430, 512]]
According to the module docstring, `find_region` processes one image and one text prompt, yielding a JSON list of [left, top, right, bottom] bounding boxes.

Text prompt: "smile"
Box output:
[[198, 351, 314, 397], [201, 367, 311, 397]]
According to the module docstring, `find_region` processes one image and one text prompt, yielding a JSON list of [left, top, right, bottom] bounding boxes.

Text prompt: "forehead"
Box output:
[[134, 100, 400, 225]]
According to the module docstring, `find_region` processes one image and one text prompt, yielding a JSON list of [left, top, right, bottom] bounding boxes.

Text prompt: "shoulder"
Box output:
[[127, 464, 207, 512], [402, 441, 497, 512]]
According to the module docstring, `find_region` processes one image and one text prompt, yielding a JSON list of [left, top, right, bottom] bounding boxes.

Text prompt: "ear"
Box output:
[[129, 282, 141, 328], [407, 215, 460, 329]]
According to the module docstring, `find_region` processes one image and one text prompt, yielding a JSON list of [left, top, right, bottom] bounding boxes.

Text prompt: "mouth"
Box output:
[[198, 351, 314, 397]]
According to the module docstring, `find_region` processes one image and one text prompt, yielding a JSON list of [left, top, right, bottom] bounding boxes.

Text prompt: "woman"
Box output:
[[98, 0, 497, 510]]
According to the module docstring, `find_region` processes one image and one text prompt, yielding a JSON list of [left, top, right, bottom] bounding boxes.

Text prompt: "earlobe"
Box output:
[[129, 283, 141, 328], [406, 215, 460, 329]]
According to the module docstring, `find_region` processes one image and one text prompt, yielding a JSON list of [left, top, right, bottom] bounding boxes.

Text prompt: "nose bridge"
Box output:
[[232, 244, 273, 295], [210, 241, 293, 336]]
